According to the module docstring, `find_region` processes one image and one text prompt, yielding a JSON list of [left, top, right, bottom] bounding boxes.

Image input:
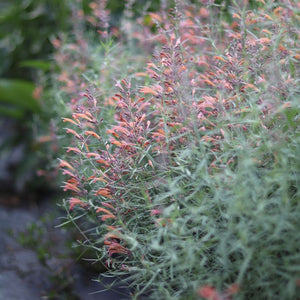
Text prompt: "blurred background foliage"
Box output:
[[0, 0, 69, 80], [0, 0, 163, 202], [0, 0, 71, 201]]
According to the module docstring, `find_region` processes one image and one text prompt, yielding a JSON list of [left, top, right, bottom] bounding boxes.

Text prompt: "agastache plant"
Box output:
[[59, 1, 300, 299]]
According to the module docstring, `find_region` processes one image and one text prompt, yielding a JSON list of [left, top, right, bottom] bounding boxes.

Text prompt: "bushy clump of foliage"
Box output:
[[59, 1, 300, 299]]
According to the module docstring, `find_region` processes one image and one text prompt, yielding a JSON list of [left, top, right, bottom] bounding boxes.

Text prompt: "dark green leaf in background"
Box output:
[[0, 79, 40, 118]]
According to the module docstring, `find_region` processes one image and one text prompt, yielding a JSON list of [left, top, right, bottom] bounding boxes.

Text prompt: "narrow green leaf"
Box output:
[[19, 60, 51, 71], [0, 78, 40, 113]]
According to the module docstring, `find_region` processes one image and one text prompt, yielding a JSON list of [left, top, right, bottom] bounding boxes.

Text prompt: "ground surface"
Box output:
[[0, 201, 131, 300]]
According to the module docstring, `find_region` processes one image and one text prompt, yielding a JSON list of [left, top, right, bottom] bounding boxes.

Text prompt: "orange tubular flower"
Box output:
[[59, 159, 75, 171], [101, 214, 116, 221], [66, 147, 82, 155], [63, 182, 81, 193], [197, 285, 220, 300], [69, 197, 86, 210], [95, 188, 113, 198], [106, 129, 119, 138], [96, 206, 116, 221], [107, 242, 129, 257], [85, 130, 101, 139], [96, 206, 115, 216], [62, 117, 79, 125], [104, 232, 121, 240], [96, 158, 110, 167], [139, 86, 159, 96], [150, 209, 162, 216], [101, 202, 115, 210], [110, 139, 122, 147], [62, 169, 76, 178], [66, 128, 81, 139], [152, 129, 166, 138], [72, 113, 95, 123], [86, 152, 100, 158], [110, 125, 131, 136]]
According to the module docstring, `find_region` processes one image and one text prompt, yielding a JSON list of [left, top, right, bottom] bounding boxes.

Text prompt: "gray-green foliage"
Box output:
[[58, 1, 300, 299], [115, 102, 300, 299]]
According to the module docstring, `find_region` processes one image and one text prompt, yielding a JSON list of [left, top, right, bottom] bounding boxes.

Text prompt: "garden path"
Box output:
[[0, 201, 130, 300]]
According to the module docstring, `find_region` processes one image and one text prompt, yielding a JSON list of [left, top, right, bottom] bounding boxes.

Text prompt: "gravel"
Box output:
[[0, 203, 131, 300]]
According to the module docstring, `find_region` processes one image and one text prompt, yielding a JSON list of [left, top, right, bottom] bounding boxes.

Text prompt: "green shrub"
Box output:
[[59, 1, 300, 299], [0, 0, 69, 80]]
